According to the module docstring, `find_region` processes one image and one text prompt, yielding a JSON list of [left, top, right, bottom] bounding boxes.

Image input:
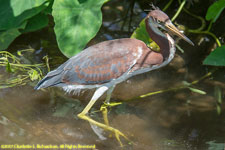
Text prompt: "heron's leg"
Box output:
[[78, 86, 108, 115], [104, 85, 122, 107], [101, 85, 123, 129], [102, 85, 121, 129], [100, 85, 125, 140], [77, 86, 129, 146], [102, 85, 120, 125], [100, 85, 114, 127], [104, 85, 115, 104], [100, 104, 109, 126]]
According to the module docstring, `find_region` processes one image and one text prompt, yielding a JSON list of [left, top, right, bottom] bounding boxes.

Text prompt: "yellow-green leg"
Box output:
[[100, 102, 123, 127], [100, 101, 123, 141], [77, 86, 129, 146], [101, 85, 122, 130]]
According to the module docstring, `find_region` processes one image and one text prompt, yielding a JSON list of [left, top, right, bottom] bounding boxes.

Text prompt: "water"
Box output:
[[0, 0, 225, 149]]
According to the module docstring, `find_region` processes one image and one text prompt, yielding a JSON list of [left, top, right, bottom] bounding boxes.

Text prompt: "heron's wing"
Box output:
[[62, 38, 146, 85]]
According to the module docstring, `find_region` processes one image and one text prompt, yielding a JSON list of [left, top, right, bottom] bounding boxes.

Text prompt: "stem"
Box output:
[[0, 51, 20, 63], [43, 55, 50, 72], [176, 0, 221, 46], [139, 69, 216, 98], [163, 0, 174, 11], [188, 30, 221, 47], [207, 20, 213, 31], [175, 44, 184, 53], [171, 0, 186, 22], [7, 63, 44, 68], [182, 8, 206, 32]]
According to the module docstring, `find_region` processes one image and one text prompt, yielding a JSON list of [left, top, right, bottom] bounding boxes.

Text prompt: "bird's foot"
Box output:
[[77, 113, 130, 147], [100, 102, 123, 136]]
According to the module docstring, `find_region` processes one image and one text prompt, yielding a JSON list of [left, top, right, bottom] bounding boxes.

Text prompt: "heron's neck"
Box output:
[[145, 18, 170, 59]]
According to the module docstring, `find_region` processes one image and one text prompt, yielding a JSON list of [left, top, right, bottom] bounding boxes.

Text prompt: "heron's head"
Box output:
[[146, 9, 194, 46]]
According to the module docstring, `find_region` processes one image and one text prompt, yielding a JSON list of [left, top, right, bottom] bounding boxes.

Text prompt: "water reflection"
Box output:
[[0, 70, 224, 149]]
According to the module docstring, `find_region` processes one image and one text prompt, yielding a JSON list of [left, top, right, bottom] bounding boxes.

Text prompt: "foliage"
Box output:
[[203, 0, 225, 66], [52, 0, 108, 57], [20, 13, 49, 33], [206, 141, 225, 150], [203, 46, 225, 66], [205, 0, 225, 22], [131, 20, 151, 46], [131, 18, 160, 52], [0, 0, 108, 89], [0, 50, 45, 88], [0, 27, 23, 50], [0, 0, 49, 30], [214, 86, 222, 115], [0, 0, 50, 50], [0, 0, 108, 58]]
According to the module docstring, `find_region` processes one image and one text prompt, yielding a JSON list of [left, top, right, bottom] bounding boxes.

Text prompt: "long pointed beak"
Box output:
[[165, 21, 194, 46]]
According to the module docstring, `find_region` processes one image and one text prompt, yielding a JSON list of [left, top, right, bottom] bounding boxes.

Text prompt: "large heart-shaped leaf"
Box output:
[[203, 45, 225, 66], [0, 0, 49, 30], [206, 0, 225, 22], [52, 0, 108, 58]]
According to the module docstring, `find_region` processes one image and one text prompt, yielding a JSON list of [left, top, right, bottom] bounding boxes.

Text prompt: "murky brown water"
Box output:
[[1, 0, 225, 150]]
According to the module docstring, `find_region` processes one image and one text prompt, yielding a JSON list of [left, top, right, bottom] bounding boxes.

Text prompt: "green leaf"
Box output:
[[214, 86, 222, 104], [206, 0, 225, 22], [131, 18, 160, 51], [216, 104, 221, 115], [182, 81, 191, 86], [29, 70, 39, 81], [0, 0, 49, 30], [52, 0, 108, 58], [206, 141, 225, 150], [0, 22, 27, 50], [20, 13, 49, 33], [188, 87, 206, 95], [203, 45, 225, 66], [6, 62, 13, 73], [43, 0, 54, 15], [131, 19, 152, 46], [0, 29, 21, 50]]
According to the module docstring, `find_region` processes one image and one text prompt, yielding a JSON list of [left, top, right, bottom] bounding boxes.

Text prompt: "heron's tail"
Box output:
[[35, 63, 69, 89], [34, 60, 70, 90], [34, 74, 62, 90]]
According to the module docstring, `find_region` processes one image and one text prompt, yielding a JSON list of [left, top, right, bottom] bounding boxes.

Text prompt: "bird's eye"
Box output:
[[157, 19, 161, 24]]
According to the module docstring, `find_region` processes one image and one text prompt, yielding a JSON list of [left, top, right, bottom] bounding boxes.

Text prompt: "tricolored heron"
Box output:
[[35, 8, 194, 145]]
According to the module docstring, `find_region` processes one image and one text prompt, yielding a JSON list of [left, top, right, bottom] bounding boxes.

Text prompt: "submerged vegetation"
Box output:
[[0, 49, 47, 88]]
